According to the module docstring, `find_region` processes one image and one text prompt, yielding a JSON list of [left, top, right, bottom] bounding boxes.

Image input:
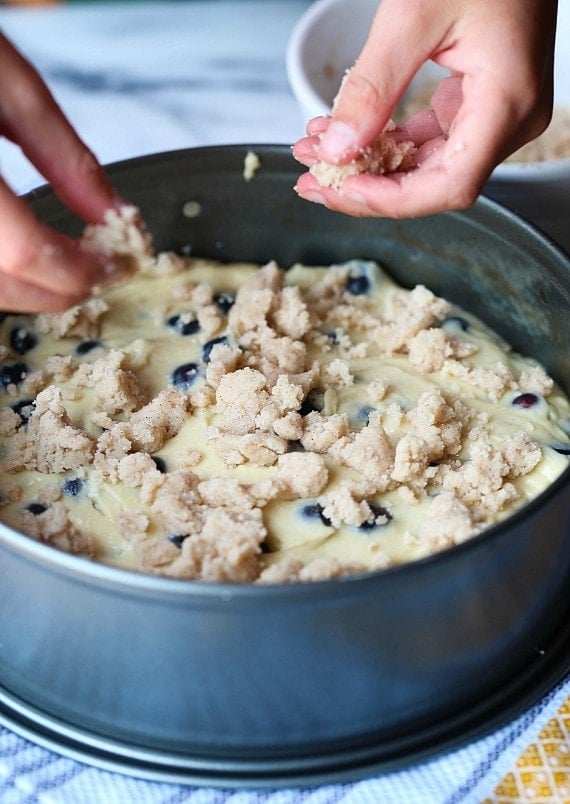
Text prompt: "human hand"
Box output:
[[293, 0, 558, 218], [0, 33, 123, 312]]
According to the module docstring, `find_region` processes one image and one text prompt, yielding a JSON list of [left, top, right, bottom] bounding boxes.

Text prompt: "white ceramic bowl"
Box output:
[[287, 0, 377, 121], [287, 0, 446, 121], [287, 0, 570, 251]]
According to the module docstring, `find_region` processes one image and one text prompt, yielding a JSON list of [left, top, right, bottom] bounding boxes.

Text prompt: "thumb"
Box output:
[[317, 0, 442, 163]]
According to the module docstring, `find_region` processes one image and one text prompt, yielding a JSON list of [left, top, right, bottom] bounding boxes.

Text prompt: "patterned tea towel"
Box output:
[[0, 673, 568, 804]]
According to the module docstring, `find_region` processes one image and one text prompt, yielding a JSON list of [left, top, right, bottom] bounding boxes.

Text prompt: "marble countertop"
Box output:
[[0, 0, 311, 195]]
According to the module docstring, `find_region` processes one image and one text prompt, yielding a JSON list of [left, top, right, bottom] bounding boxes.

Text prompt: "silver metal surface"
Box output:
[[0, 613, 569, 787], [0, 145, 568, 786]]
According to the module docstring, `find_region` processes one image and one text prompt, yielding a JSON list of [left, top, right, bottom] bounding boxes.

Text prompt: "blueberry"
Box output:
[[0, 362, 28, 389], [300, 503, 332, 527], [512, 392, 541, 410], [358, 504, 393, 531], [9, 327, 37, 355], [152, 456, 167, 473], [168, 533, 188, 548], [27, 503, 47, 515], [11, 398, 34, 426], [171, 362, 200, 390], [356, 405, 375, 424], [76, 340, 102, 356], [300, 389, 325, 417], [214, 291, 235, 314], [346, 274, 370, 296], [442, 316, 469, 332], [166, 314, 200, 336], [202, 336, 228, 363], [63, 477, 83, 497]]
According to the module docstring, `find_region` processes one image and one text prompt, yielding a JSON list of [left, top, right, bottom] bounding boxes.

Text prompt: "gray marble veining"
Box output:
[[0, 1, 311, 193]]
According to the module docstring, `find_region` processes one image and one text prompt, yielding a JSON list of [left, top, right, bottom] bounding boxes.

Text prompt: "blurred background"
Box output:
[[0, 0, 311, 193], [0, 0, 568, 250]]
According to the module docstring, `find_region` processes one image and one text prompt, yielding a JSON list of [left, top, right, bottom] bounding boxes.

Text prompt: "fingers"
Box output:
[[291, 116, 332, 167], [0, 33, 125, 313], [0, 176, 111, 312], [412, 134, 447, 168], [0, 272, 83, 314], [0, 33, 121, 223], [315, 0, 444, 163], [295, 154, 472, 220], [293, 0, 559, 219], [293, 107, 447, 170], [430, 75, 463, 134], [294, 169, 427, 219], [398, 110, 443, 148], [306, 116, 331, 136], [294, 70, 513, 219]]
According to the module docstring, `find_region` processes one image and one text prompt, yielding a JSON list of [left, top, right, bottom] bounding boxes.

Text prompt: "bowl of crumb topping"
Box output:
[[287, 0, 570, 250], [0, 145, 568, 787]]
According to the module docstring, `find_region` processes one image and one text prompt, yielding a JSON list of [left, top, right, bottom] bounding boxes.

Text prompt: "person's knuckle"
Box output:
[[510, 68, 553, 137], [525, 101, 553, 141], [446, 179, 479, 211]]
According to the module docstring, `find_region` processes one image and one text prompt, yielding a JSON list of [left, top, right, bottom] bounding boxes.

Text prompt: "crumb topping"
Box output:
[[0, 214, 568, 584], [311, 130, 416, 190]]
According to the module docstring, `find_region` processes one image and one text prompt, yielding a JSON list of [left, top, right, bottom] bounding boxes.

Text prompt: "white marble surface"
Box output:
[[0, 1, 311, 195]]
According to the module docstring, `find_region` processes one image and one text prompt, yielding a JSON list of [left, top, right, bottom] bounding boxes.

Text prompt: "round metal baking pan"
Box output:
[[0, 613, 568, 788], [0, 145, 569, 787]]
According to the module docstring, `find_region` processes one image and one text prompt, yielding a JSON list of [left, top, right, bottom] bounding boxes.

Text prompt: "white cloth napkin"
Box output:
[[0, 674, 568, 804]]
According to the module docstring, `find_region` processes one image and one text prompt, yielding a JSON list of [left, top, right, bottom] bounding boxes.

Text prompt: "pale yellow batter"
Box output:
[[0, 210, 568, 583]]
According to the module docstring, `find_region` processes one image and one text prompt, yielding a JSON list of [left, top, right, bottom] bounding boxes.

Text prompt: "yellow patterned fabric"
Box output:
[[483, 696, 570, 803]]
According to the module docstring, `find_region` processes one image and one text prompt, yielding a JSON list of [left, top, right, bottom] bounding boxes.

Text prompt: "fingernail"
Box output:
[[295, 186, 326, 205], [320, 121, 358, 160]]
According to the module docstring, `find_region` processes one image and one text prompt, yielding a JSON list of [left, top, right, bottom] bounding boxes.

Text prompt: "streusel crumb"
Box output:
[[0, 212, 568, 584]]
